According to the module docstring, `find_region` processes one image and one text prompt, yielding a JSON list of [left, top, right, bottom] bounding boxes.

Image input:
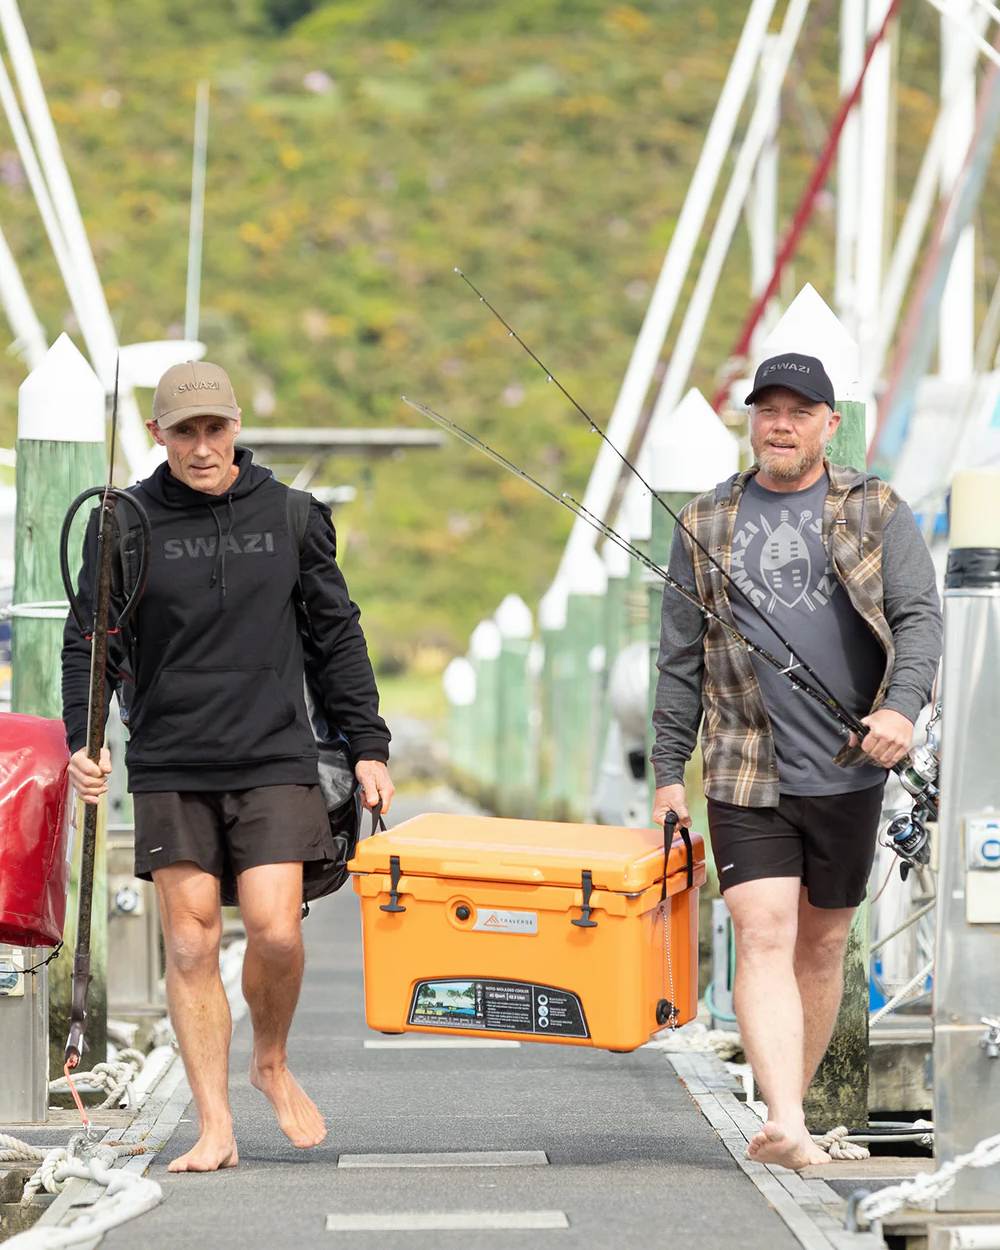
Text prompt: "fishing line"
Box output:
[[453, 266, 858, 728], [403, 395, 869, 744]]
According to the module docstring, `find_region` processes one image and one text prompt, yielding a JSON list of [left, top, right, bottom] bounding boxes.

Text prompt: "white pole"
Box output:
[[0, 222, 46, 368], [0, 0, 148, 475], [555, 0, 779, 583], [938, 0, 977, 378], [855, 0, 895, 382], [646, 0, 811, 432], [747, 34, 780, 355], [835, 0, 865, 330], [866, 4, 989, 388], [185, 80, 210, 343], [0, 53, 81, 314]]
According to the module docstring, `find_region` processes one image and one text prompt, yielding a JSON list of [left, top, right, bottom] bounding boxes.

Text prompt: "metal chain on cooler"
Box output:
[[663, 899, 678, 1029]]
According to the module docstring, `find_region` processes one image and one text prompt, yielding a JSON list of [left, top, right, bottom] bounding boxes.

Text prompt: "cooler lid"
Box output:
[[350, 813, 702, 893]]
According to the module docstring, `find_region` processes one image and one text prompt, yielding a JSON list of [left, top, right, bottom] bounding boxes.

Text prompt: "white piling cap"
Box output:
[[754, 284, 862, 402], [494, 593, 533, 639], [566, 542, 608, 596], [442, 656, 477, 706], [649, 387, 738, 493], [18, 334, 104, 442], [950, 468, 1000, 549], [623, 473, 652, 542], [469, 619, 502, 660], [539, 579, 568, 631], [527, 639, 545, 677], [602, 531, 632, 578], [118, 339, 206, 388]]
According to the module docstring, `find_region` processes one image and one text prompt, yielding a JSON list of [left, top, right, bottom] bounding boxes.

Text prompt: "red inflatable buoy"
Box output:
[[0, 713, 71, 948]]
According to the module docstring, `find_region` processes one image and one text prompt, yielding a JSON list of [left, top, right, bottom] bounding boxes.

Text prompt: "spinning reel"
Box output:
[[883, 741, 939, 881]]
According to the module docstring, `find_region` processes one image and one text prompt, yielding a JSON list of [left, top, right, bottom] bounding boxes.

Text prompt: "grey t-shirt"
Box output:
[[729, 473, 886, 795]]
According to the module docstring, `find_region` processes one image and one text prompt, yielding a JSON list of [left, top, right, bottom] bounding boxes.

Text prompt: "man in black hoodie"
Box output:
[[63, 360, 393, 1173]]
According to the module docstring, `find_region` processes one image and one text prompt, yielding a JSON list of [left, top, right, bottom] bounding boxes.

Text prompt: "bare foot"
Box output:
[[746, 1121, 830, 1170], [249, 1058, 327, 1148], [168, 1133, 239, 1173]]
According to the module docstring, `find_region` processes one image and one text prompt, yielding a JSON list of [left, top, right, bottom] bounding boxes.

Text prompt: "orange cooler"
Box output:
[[349, 813, 705, 1052]]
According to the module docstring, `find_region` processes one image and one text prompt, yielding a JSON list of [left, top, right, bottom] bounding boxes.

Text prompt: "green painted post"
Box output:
[[494, 595, 535, 818], [442, 656, 477, 789], [551, 549, 607, 821], [761, 285, 871, 1131], [469, 620, 502, 808], [11, 334, 108, 1095], [536, 581, 567, 817]]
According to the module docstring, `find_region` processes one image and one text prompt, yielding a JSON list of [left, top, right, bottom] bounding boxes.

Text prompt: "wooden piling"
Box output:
[[12, 334, 108, 1084]]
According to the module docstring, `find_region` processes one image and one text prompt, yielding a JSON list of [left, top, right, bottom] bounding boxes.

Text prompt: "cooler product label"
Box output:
[[408, 978, 588, 1038], [471, 908, 538, 935]]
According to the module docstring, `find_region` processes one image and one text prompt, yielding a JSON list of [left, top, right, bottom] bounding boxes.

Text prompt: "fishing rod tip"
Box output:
[[453, 266, 464, 276]]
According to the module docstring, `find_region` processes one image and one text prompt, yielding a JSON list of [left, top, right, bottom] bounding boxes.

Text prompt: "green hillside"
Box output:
[[3, 0, 993, 668]]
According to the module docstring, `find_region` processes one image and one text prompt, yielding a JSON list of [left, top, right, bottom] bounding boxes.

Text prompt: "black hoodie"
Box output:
[[61, 448, 390, 793]]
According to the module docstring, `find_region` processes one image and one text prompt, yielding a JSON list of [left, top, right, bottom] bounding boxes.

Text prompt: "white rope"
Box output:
[[0, 1132, 47, 1164], [0, 600, 69, 620], [645, 1021, 744, 1061], [870, 959, 933, 1028], [4, 1151, 162, 1248], [812, 1125, 871, 1161], [856, 1132, 1000, 1226], [48, 1051, 144, 1111]]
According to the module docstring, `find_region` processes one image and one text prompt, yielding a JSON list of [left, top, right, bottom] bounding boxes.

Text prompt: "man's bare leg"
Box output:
[[725, 877, 830, 1169], [155, 862, 238, 1173], [794, 890, 855, 1094], [237, 862, 326, 1149]]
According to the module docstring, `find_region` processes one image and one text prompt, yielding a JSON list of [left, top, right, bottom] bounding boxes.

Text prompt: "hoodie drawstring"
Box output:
[[207, 497, 236, 599]]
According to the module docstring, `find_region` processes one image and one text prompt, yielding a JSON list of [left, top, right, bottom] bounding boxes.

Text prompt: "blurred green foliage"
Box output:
[[2, 1, 995, 666]]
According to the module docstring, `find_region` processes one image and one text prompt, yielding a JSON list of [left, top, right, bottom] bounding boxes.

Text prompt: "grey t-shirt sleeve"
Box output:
[[880, 499, 943, 722], [650, 524, 706, 788]]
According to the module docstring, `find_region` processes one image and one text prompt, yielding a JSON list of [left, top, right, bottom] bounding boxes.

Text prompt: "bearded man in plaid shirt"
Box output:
[[651, 353, 941, 1170]]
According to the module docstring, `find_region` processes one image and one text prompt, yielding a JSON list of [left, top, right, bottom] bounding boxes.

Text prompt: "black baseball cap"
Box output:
[[745, 353, 835, 409]]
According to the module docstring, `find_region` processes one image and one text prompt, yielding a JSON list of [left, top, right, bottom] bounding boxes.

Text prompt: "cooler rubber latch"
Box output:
[[571, 869, 598, 928], [379, 855, 407, 913]]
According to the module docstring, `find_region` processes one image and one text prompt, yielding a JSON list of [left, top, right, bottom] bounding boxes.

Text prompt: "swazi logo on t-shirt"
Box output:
[[731, 507, 837, 614], [163, 533, 276, 559]]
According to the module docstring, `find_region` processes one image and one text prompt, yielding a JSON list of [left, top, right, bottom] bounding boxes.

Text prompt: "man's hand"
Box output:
[[653, 783, 689, 828], [355, 759, 395, 816], [68, 746, 111, 806], [849, 708, 914, 768]]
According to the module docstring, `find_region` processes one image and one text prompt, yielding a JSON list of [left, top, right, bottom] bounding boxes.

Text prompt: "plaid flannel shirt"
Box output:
[[655, 460, 902, 808]]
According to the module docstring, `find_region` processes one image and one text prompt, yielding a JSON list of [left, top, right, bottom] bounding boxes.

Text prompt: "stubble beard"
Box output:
[[753, 436, 824, 483]]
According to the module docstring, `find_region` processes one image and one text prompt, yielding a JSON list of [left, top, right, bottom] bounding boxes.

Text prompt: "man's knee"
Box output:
[[246, 919, 302, 962], [796, 923, 851, 971], [734, 913, 798, 960], [166, 914, 222, 974]]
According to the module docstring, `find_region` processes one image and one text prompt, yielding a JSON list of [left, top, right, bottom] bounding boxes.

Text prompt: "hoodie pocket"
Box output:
[[132, 666, 300, 764]]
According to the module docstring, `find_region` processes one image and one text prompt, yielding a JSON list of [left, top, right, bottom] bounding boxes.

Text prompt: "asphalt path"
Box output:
[[102, 793, 802, 1250]]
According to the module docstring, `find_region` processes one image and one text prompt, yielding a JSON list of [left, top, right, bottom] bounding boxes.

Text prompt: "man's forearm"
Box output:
[[882, 502, 943, 720]]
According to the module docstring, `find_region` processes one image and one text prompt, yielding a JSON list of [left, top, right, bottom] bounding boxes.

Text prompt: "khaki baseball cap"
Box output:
[[152, 361, 240, 429]]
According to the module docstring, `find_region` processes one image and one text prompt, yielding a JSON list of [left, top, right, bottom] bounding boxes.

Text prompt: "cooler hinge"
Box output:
[[571, 869, 598, 928], [379, 855, 407, 913]]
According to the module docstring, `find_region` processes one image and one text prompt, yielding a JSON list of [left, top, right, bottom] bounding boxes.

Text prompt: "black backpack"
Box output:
[[285, 489, 385, 915]]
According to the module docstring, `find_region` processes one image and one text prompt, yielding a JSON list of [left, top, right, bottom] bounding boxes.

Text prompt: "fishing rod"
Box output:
[[402, 395, 939, 825], [59, 360, 151, 1081], [453, 267, 859, 736]]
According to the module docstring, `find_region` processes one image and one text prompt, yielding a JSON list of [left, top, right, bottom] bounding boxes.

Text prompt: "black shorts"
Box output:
[[133, 784, 330, 884], [706, 782, 885, 909]]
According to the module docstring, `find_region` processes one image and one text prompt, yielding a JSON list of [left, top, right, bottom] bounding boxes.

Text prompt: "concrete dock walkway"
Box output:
[[99, 796, 805, 1250]]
